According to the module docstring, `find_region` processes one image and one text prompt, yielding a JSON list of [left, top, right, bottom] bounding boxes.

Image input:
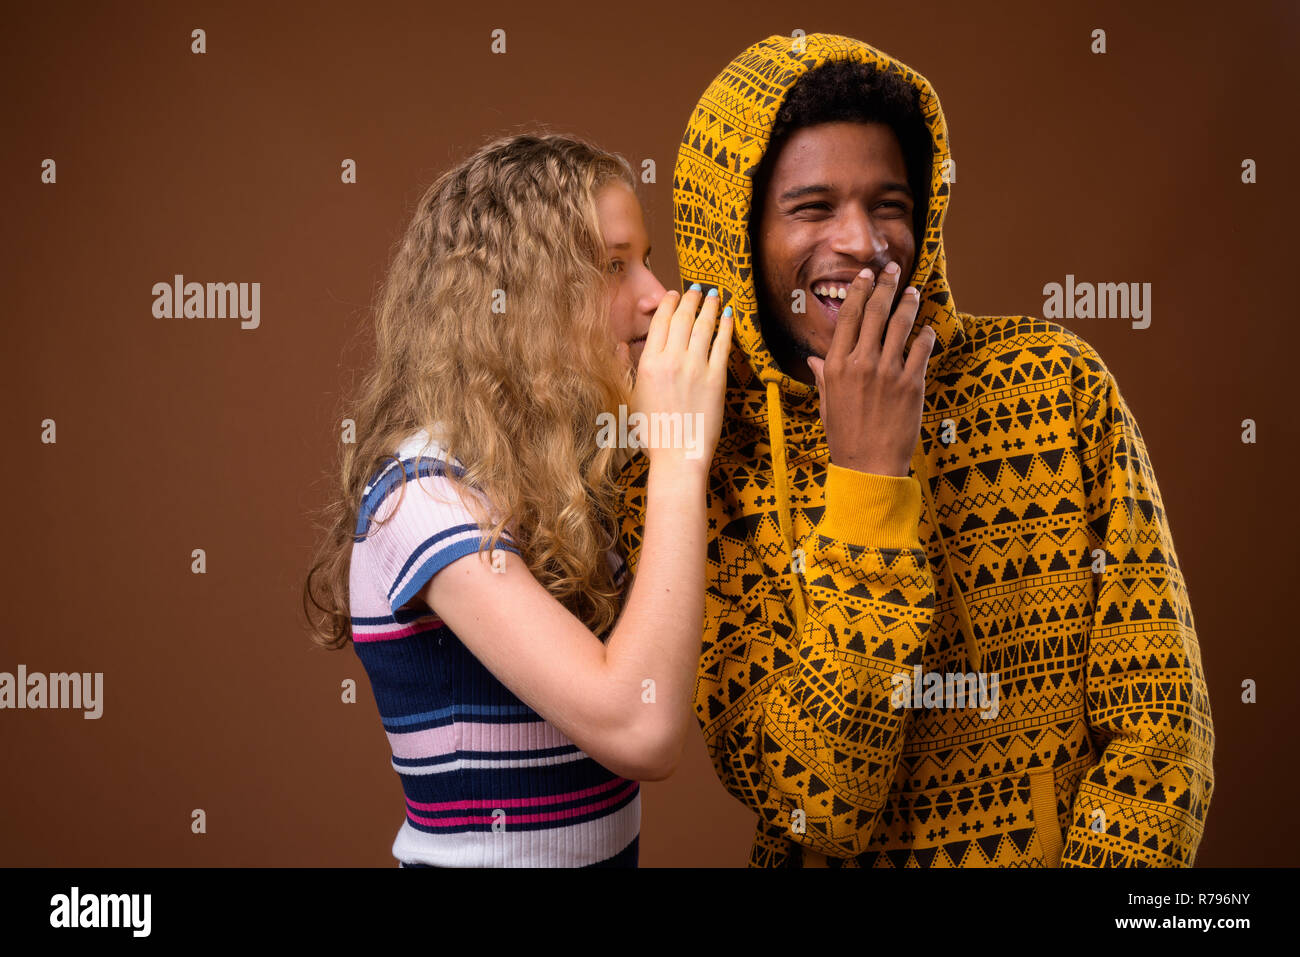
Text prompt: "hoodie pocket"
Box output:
[[1029, 768, 1064, 867]]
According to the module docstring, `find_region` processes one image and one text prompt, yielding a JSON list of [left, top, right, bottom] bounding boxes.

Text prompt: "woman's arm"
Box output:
[[422, 287, 731, 782], [421, 462, 704, 781]]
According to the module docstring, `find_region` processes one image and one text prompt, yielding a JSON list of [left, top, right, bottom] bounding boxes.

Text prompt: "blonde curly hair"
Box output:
[[304, 131, 638, 649]]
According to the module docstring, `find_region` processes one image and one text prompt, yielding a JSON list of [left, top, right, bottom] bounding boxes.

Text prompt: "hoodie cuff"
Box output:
[[822, 463, 924, 549]]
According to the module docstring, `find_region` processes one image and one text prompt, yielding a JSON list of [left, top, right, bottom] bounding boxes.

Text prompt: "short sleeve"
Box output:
[[354, 461, 520, 616]]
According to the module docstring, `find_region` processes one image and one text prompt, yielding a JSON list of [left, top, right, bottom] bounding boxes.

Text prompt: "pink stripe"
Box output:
[[386, 718, 577, 760], [353, 619, 444, 643], [407, 780, 639, 827], [406, 774, 629, 811], [387, 724, 456, 759]]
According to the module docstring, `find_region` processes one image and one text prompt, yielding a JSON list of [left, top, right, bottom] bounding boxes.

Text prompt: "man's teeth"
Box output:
[[812, 284, 848, 299]]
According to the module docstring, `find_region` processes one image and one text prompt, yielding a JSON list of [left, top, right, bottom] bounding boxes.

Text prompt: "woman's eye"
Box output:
[[608, 259, 625, 274]]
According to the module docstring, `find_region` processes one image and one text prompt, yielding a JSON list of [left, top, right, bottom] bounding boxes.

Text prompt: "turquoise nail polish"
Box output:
[[689, 282, 702, 291], [707, 287, 719, 297], [722, 305, 732, 317]]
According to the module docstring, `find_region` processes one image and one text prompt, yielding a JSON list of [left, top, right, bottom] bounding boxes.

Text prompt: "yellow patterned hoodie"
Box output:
[[615, 33, 1215, 867]]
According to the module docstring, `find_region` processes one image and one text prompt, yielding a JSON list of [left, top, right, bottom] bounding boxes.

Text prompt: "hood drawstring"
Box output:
[[761, 373, 809, 631], [760, 370, 984, 675]]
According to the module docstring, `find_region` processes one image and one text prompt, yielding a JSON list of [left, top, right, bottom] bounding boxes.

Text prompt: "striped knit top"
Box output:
[[347, 428, 641, 867]]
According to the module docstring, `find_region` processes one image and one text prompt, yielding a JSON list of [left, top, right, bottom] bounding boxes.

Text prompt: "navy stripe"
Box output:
[[354, 457, 467, 537], [380, 701, 545, 734], [388, 537, 523, 614], [350, 607, 445, 627], [392, 753, 459, 769], [387, 523, 490, 597]]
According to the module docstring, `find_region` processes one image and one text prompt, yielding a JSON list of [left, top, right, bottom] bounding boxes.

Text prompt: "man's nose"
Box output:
[[829, 207, 889, 263]]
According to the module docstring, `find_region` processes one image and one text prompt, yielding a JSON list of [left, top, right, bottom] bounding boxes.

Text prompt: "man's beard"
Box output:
[[756, 296, 818, 374]]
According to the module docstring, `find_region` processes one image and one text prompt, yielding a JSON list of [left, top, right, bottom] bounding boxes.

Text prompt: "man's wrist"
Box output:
[[829, 452, 910, 478]]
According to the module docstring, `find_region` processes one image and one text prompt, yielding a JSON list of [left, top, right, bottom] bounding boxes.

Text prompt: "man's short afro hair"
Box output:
[[749, 58, 933, 246]]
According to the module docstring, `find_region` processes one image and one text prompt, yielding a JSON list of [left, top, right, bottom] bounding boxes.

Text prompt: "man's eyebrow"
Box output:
[[778, 181, 914, 202], [778, 184, 833, 203]]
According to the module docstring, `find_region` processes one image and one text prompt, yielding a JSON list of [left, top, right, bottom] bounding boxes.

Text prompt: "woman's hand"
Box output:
[[623, 286, 733, 473]]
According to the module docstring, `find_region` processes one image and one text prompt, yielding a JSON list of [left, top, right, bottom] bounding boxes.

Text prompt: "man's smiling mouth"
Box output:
[[811, 281, 849, 321]]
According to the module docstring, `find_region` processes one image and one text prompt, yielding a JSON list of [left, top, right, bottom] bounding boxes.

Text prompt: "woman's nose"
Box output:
[[643, 271, 668, 308]]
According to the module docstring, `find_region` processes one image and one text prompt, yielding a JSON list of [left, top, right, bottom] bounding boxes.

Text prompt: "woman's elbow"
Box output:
[[593, 717, 677, 781], [621, 729, 685, 782]]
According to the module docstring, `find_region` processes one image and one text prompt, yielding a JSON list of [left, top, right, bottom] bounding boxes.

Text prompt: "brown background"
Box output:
[[3, 0, 1296, 866]]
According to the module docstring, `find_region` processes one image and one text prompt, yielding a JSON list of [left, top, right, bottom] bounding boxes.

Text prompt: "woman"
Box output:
[[303, 132, 732, 867]]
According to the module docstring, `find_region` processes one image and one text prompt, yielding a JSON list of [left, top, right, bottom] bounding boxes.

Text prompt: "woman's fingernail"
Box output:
[[722, 305, 732, 317], [707, 287, 718, 297], [689, 282, 702, 291]]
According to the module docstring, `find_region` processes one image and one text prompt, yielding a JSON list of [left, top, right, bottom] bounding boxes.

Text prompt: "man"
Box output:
[[615, 33, 1214, 867]]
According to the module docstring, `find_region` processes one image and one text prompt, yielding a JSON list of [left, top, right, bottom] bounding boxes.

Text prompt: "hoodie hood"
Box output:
[[672, 32, 982, 671], [674, 32, 967, 411]]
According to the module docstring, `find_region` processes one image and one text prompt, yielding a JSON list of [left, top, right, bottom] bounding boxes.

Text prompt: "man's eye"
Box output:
[[793, 203, 829, 212]]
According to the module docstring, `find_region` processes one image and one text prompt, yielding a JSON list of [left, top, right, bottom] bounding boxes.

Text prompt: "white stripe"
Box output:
[[396, 426, 451, 462], [393, 749, 589, 776], [391, 794, 640, 867], [365, 427, 455, 496]]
